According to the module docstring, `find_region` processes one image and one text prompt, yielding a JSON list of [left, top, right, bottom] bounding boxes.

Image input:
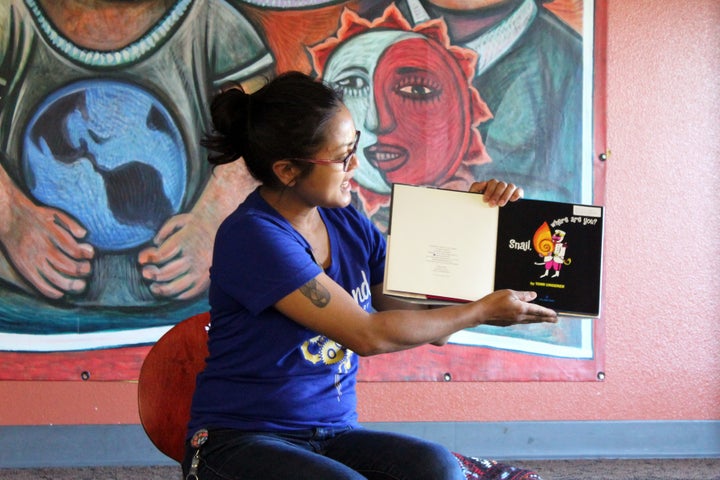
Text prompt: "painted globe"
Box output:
[[22, 79, 187, 251]]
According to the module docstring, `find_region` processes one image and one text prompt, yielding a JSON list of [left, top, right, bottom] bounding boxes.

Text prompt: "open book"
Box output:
[[383, 184, 604, 317]]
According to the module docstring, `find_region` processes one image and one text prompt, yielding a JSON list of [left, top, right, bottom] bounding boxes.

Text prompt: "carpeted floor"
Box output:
[[1, 459, 719, 480], [529, 459, 720, 479]]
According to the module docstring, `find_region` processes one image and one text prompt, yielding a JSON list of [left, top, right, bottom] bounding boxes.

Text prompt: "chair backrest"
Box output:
[[138, 311, 210, 462]]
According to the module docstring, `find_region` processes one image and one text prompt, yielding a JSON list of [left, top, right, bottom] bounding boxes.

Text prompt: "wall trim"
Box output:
[[1, 421, 718, 468]]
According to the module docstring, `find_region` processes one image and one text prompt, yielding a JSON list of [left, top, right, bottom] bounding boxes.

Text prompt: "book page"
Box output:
[[384, 184, 499, 302]]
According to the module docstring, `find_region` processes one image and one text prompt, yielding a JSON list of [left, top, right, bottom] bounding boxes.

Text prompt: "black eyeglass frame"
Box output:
[[290, 130, 361, 172]]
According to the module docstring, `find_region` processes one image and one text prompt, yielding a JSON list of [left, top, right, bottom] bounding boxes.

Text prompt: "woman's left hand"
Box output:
[[469, 179, 523, 207]]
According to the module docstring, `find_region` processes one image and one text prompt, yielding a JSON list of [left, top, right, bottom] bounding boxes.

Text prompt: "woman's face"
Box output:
[[293, 105, 359, 209], [370, 36, 472, 185]]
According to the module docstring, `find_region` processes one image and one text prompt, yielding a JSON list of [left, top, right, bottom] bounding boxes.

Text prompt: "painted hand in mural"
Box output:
[[137, 138, 260, 300], [138, 212, 211, 300], [0, 168, 94, 299]]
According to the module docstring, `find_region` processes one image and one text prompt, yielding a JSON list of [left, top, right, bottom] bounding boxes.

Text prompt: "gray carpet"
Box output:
[[529, 459, 720, 479], [1, 459, 719, 480]]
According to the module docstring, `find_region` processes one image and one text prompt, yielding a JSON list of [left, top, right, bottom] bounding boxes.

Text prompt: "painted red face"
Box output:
[[369, 37, 472, 185]]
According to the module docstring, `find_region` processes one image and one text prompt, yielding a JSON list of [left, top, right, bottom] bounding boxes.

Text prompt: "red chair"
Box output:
[[138, 311, 210, 463]]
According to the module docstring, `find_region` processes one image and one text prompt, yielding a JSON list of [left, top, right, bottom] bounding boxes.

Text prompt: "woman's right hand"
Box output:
[[476, 289, 558, 327]]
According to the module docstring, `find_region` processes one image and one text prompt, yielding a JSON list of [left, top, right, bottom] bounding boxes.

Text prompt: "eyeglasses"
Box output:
[[290, 130, 361, 172]]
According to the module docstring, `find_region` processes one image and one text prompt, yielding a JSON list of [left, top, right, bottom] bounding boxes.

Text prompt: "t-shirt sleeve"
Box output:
[[210, 212, 321, 315]]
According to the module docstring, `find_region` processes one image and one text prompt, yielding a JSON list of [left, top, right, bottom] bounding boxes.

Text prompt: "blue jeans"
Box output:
[[182, 426, 465, 480]]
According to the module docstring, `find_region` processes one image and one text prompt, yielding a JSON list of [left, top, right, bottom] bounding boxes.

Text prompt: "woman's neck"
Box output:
[[260, 186, 330, 268], [259, 186, 321, 234]]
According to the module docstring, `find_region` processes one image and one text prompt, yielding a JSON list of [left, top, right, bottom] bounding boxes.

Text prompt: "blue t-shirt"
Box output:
[[188, 188, 386, 435]]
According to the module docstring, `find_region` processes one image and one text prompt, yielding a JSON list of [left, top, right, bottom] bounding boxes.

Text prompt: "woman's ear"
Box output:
[[272, 160, 299, 187]]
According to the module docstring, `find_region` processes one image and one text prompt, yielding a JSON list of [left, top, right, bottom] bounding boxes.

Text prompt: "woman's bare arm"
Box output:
[[274, 273, 557, 357]]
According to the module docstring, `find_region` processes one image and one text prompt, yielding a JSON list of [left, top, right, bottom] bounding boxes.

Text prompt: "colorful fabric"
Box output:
[[454, 453, 543, 480]]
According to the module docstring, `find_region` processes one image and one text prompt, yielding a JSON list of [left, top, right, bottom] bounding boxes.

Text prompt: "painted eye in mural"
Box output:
[[394, 79, 441, 101], [332, 71, 370, 98]]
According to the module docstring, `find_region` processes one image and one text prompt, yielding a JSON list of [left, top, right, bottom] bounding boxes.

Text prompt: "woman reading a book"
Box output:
[[184, 71, 558, 480]]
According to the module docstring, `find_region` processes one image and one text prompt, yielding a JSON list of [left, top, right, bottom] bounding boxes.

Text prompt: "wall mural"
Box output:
[[0, 0, 604, 381]]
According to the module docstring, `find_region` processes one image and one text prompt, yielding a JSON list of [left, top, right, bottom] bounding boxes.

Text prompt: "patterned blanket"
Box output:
[[454, 453, 543, 480]]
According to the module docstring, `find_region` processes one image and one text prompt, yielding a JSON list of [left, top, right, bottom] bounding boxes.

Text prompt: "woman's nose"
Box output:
[[347, 151, 360, 172]]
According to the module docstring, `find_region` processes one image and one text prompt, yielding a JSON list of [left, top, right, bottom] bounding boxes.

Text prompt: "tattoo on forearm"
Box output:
[[300, 278, 331, 308]]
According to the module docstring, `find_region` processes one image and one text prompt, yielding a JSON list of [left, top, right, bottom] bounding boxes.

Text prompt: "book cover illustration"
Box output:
[[494, 199, 604, 317]]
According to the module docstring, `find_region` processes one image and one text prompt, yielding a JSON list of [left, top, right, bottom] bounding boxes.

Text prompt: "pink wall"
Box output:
[[1, 0, 719, 427]]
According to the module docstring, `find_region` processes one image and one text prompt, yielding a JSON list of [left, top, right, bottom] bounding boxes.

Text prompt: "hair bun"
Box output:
[[213, 89, 251, 135], [203, 88, 253, 165]]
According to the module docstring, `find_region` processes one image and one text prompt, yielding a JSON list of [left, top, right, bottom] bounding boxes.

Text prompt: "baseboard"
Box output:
[[1, 421, 718, 468]]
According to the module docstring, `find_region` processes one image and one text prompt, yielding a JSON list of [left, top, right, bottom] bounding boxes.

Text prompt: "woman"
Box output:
[[184, 71, 557, 480]]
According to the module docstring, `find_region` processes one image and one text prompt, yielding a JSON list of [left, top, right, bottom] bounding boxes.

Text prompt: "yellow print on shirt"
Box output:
[[301, 335, 353, 372]]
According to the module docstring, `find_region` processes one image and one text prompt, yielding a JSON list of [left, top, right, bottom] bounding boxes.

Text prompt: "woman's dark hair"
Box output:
[[202, 71, 345, 188]]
